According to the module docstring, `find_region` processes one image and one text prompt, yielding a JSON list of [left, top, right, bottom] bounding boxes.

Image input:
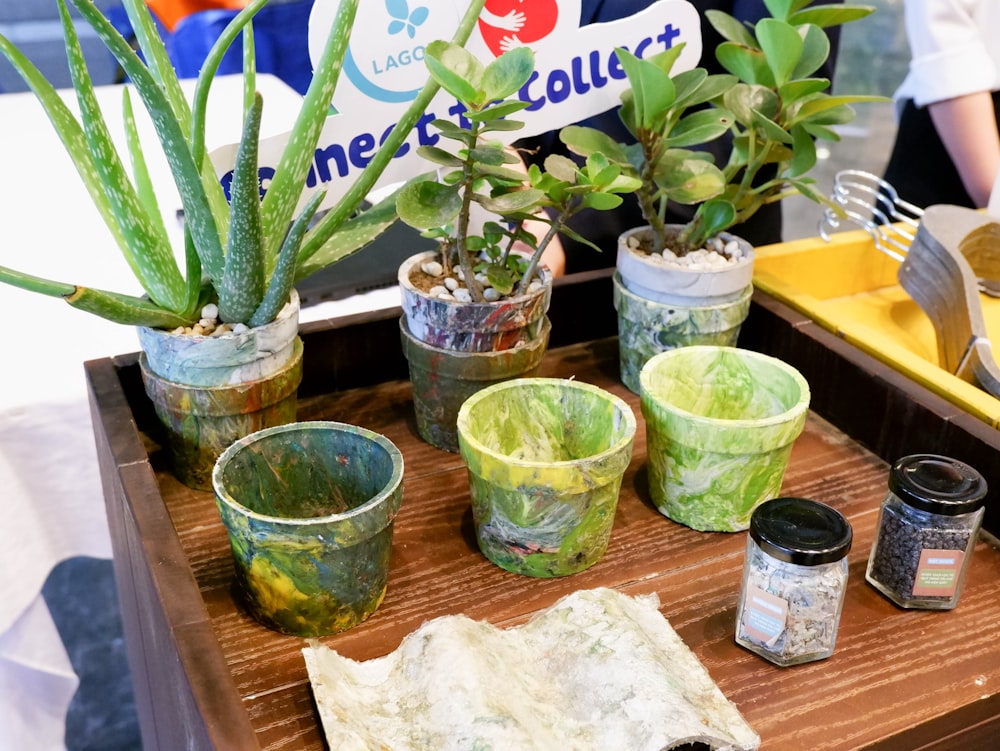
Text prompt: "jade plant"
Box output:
[[395, 41, 640, 302], [561, 0, 884, 255], [0, 0, 490, 329]]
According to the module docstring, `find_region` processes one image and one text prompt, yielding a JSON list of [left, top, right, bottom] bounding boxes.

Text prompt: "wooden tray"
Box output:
[[86, 270, 1000, 750]]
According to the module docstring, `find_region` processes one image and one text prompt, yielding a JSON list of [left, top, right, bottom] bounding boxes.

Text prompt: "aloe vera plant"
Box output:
[[395, 41, 640, 302], [561, 0, 886, 255], [0, 0, 490, 328]]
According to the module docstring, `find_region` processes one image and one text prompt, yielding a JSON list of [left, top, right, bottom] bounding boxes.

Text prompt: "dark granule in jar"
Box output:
[[868, 502, 973, 601]]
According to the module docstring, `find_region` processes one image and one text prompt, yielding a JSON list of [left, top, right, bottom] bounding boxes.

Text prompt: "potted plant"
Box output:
[[394, 40, 639, 451], [0, 0, 491, 487], [561, 0, 884, 392]]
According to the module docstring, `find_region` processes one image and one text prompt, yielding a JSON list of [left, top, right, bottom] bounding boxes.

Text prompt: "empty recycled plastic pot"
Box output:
[[640, 346, 810, 532], [401, 317, 550, 452], [212, 421, 404, 637], [457, 378, 636, 577]]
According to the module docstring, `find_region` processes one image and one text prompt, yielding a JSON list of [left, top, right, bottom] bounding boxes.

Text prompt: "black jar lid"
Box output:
[[889, 454, 988, 516], [749, 497, 853, 566]]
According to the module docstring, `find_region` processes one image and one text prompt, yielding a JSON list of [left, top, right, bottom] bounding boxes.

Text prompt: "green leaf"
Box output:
[[62, 0, 187, 312], [560, 125, 631, 165], [674, 70, 738, 108], [789, 5, 876, 29], [477, 188, 544, 215], [466, 99, 530, 122], [788, 124, 818, 177], [723, 83, 779, 125], [70, 0, 226, 285], [665, 109, 734, 148], [544, 154, 580, 183], [792, 24, 831, 79], [716, 42, 774, 87], [762, 0, 796, 21], [425, 40, 484, 105], [415, 145, 464, 167], [705, 10, 756, 47], [615, 47, 675, 130], [645, 44, 686, 75], [218, 93, 265, 323], [396, 180, 462, 229], [250, 190, 324, 327], [751, 109, 793, 144], [478, 118, 526, 133], [757, 19, 802, 86], [260, 0, 359, 269], [485, 265, 516, 295], [67, 286, 192, 328], [122, 88, 168, 244], [296, 186, 399, 279], [581, 192, 624, 211], [481, 46, 534, 102], [654, 151, 726, 203], [694, 198, 738, 239], [779, 78, 830, 103]]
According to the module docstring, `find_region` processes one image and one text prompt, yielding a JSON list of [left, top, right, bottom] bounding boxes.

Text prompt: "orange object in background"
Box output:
[[146, 0, 248, 31]]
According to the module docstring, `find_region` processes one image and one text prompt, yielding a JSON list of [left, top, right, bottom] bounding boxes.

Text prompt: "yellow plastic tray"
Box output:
[[753, 228, 1000, 429]]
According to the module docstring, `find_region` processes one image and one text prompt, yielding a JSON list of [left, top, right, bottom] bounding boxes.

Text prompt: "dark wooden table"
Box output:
[[86, 271, 1000, 750]]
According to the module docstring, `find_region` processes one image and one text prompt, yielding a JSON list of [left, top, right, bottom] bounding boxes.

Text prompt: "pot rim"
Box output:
[[639, 345, 810, 429], [398, 249, 553, 307], [212, 420, 404, 525], [456, 377, 637, 469]]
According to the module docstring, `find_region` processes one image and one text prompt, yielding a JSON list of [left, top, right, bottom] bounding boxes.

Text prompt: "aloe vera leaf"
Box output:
[[218, 94, 265, 323], [60, 0, 187, 312], [68, 0, 226, 283], [0, 264, 188, 328], [122, 87, 171, 252], [250, 190, 325, 328], [298, 0, 489, 265], [0, 34, 128, 257], [120, 0, 190, 132], [260, 0, 360, 269], [65, 286, 195, 328], [295, 186, 399, 280]]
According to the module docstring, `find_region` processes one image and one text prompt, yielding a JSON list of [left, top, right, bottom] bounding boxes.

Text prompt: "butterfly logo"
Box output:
[[386, 0, 429, 40]]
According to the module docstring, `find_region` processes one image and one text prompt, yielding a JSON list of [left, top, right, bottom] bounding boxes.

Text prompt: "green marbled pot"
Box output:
[[640, 346, 810, 532], [457, 378, 636, 577], [614, 273, 753, 394], [212, 422, 404, 637]]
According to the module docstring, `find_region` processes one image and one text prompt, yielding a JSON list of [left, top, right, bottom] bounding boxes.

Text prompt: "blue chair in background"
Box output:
[[166, 0, 315, 95]]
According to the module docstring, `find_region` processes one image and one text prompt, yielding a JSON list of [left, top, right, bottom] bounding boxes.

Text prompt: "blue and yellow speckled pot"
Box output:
[[212, 422, 404, 637], [457, 378, 636, 577], [640, 346, 810, 532]]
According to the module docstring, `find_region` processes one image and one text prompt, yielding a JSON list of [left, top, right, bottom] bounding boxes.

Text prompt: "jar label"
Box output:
[[741, 585, 788, 647], [911, 548, 964, 597]]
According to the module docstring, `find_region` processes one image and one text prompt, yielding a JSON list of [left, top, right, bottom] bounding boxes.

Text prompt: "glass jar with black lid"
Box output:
[[866, 454, 987, 610], [735, 497, 853, 667]]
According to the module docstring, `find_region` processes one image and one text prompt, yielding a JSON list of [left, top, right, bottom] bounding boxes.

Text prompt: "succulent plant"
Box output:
[[561, 0, 886, 255], [0, 0, 490, 328], [395, 41, 640, 302]]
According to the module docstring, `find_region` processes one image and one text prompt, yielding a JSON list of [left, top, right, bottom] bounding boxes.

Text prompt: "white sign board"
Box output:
[[211, 0, 702, 209]]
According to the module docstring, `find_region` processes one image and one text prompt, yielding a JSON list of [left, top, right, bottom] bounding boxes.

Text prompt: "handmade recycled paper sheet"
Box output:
[[303, 587, 759, 750]]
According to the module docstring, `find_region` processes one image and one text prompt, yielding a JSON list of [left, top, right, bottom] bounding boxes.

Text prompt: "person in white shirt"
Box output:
[[883, 0, 1000, 209]]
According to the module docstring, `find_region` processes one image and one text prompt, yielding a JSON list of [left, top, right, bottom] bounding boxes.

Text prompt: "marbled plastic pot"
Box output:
[[640, 346, 810, 532], [138, 291, 302, 489], [398, 251, 551, 353], [141, 339, 302, 490], [400, 317, 550, 452], [212, 421, 404, 637], [614, 273, 753, 394], [457, 378, 636, 577]]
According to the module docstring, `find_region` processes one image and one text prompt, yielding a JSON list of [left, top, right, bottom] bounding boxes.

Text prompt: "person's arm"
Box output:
[[929, 91, 1000, 208]]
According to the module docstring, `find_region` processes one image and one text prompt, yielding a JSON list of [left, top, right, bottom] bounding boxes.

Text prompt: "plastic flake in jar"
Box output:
[[866, 454, 987, 610], [735, 497, 853, 667]]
